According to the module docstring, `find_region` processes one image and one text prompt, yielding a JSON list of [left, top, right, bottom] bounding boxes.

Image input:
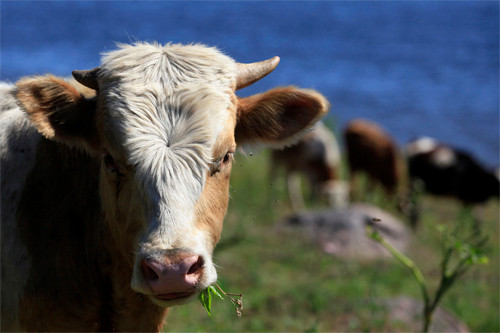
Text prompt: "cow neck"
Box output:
[[16, 137, 110, 331]]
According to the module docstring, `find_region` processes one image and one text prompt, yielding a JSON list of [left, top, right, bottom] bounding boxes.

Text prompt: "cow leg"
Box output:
[[461, 205, 482, 234], [287, 173, 305, 212], [366, 177, 377, 199], [473, 205, 485, 232], [349, 171, 359, 202], [405, 178, 423, 230]]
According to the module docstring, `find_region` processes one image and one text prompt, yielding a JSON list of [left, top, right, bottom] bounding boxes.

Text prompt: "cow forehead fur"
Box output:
[[97, 42, 238, 247]]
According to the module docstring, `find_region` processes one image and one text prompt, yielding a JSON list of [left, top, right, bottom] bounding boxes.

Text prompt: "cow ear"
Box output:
[[15, 75, 99, 150], [235, 86, 329, 148]]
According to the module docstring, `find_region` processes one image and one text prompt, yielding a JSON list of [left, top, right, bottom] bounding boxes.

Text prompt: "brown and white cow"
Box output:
[[271, 122, 349, 210], [1, 42, 329, 332]]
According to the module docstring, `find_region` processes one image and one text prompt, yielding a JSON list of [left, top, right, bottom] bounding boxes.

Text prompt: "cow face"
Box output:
[[15, 42, 329, 308]]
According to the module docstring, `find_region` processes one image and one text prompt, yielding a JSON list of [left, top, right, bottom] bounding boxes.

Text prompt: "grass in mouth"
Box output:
[[198, 283, 243, 317]]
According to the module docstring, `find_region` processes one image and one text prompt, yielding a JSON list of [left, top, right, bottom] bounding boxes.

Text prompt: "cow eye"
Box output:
[[222, 151, 234, 166], [222, 147, 236, 167], [102, 149, 119, 173], [210, 148, 235, 176]]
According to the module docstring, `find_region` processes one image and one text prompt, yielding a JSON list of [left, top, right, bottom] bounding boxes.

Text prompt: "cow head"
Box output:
[[15, 42, 329, 307]]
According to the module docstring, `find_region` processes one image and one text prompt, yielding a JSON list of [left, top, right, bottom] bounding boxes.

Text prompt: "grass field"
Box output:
[[165, 150, 499, 332]]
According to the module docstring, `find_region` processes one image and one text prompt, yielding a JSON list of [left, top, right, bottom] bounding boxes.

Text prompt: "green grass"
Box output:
[[164, 150, 499, 332]]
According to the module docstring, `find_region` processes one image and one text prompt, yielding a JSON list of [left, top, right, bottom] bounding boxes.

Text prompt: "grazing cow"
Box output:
[[1, 42, 329, 332], [344, 119, 401, 198], [405, 137, 499, 204], [271, 122, 349, 210]]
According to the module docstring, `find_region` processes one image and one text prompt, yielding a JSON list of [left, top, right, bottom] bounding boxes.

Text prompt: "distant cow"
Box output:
[[344, 119, 401, 198], [1, 42, 329, 332], [405, 137, 499, 204], [271, 122, 349, 210]]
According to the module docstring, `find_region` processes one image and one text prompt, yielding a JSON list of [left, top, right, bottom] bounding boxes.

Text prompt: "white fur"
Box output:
[[405, 136, 437, 157], [97, 43, 238, 298], [313, 122, 341, 169], [432, 147, 457, 168], [0, 83, 18, 113], [405, 137, 456, 168]]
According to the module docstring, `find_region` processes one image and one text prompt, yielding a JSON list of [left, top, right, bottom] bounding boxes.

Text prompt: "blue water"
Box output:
[[2, 1, 498, 167]]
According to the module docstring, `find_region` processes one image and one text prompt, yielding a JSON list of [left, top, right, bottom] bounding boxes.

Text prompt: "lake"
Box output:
[[2, 1, 498, 167]]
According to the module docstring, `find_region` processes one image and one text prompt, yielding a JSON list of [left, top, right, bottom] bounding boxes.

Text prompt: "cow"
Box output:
[[404, 137, 499, 228], [1, 42, 329, 332], [344, 119, 402, 200], [405, 137, 499, 203], [270, 122, 349, 210]]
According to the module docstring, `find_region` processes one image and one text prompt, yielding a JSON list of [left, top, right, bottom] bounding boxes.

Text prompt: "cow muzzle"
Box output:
[[131, 250, 216, 307], [142, 254, 202, 299]]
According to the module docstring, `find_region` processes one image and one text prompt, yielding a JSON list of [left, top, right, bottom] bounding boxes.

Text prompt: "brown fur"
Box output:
[[236, 87, 329, 146], [344, 119, 401, 195], [195, 111, 236, 247], [15, 76, 99, 150], [10, 135, 166, 332], [15, 138, 109, 331]]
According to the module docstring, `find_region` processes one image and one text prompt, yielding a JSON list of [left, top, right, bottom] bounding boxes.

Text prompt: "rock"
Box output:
[[282, 203, 411, 259], [379, 296, 470, 332]]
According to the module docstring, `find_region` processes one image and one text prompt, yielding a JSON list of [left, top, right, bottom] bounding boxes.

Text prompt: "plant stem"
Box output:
[[368, 228, 431, 332], [371, 229, 429, 305], [215, 283, 244, 316]]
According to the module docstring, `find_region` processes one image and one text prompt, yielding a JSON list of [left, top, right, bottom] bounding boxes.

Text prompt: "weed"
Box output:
[[367, 208, 489, 332]]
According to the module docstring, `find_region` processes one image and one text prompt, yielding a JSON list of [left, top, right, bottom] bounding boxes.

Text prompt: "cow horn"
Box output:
[[235, 56, 280, 90], [72, 67, 100, 90]]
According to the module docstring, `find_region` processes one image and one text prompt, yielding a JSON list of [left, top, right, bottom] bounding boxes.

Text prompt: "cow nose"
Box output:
[[141, 255, 203, 297]]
